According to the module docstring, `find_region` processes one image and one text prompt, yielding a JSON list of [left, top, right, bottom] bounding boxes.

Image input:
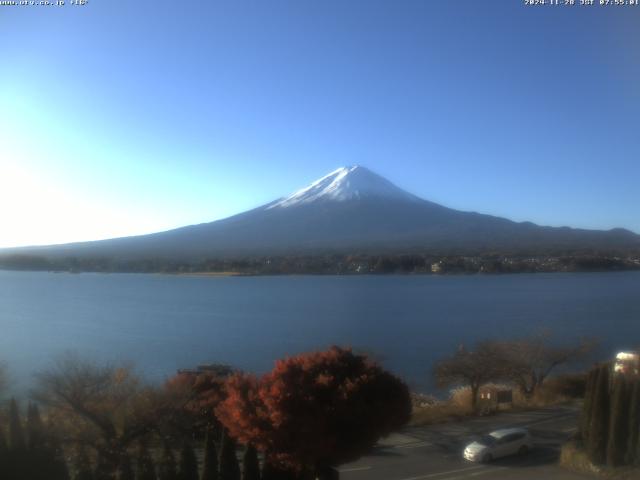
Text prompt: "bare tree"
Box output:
[[32, 354, 183, 473], [490, 332, 596, 397], [434, 342, 506, 410]]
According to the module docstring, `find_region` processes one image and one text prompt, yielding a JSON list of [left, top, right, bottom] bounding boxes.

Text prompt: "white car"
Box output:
[[463, 428, 533, 463]]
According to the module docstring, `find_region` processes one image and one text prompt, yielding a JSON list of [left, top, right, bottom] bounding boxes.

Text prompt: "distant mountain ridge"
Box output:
[[2, 166, 639, 261]]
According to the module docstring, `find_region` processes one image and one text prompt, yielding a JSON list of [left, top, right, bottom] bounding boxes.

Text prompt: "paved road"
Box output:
[[340, 405, 594, 480]]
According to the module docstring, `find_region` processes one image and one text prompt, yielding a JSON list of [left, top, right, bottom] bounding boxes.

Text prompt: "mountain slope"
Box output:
[[3, 166, 639, 260]]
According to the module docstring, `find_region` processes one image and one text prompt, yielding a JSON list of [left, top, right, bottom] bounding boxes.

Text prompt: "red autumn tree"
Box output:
[[216, 346, 412, 476], [165, 364, 233, 432]]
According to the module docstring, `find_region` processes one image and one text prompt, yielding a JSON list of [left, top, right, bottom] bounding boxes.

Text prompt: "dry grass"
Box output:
[[449, 386, 475, 407], [410, 402, 473, 426], [410, 381, 578, 427], [559, 440, 601, 476]]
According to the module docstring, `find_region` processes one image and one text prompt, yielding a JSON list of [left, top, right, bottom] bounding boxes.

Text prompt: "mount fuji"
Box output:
[[267, 165, 420, 208], [3, 166, 639, 261]]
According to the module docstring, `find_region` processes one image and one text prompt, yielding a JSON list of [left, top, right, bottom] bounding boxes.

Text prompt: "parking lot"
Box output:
[[339, 405, 594, 480]]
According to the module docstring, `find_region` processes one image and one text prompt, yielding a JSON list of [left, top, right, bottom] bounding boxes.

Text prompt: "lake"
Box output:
[[1, 270, 639, 393]]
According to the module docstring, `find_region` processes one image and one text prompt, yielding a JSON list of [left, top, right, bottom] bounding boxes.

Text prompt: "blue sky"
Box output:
[[1, 0, 639, 247]]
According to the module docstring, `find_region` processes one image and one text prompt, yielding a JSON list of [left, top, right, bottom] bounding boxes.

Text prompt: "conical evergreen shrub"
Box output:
[[49, 440, 71, 480], [260, 461, 275, 480], [0, 424, 7, 453], [0, 425, 8, 480], [27, 403, 45, 452], [5, 398, 26, 480], [242, 445, 260, 480], [587, 364, 610, 464], [116, 452, 135, 480], [625, 379, 640, 465], [24, 403, 52, 480], [8, 398, 25, 452], [74, 447, 95, 480], [201, 429, 219, 480], [158, 443, 179, 480], [580, 368, 597, 445], [219, 431, 240, 480], [94, 450, 115, 480], [44, 416, 71, 480], [606, 375, 630, 466], [179, 441, 199, 480], [136, 442, 157, 480], [637, 412, 640, 466]]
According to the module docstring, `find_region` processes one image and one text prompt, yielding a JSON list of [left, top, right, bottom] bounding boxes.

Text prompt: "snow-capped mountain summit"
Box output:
[[268, 165, 418, 209], [4, 166, 639, 260]]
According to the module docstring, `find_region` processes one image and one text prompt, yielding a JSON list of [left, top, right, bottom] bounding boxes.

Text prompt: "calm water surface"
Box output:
[[1, 271, 639, 392]]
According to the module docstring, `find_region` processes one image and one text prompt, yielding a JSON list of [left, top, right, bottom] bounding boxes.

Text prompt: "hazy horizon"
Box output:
[[2, 163, 640, 250]]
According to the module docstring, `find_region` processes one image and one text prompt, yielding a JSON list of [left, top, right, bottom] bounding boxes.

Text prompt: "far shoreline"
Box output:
[[170, 271, 256, 277], [1, 268, 639, 277]]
